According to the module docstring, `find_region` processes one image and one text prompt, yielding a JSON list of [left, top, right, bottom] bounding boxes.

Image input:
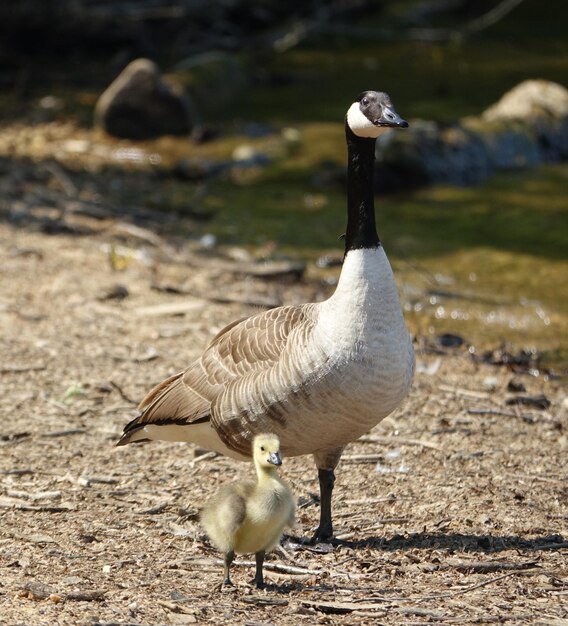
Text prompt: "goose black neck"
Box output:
[[344, 120, 380, 254]]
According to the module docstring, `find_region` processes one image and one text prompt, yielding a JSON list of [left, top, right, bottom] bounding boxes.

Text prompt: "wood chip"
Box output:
[[138, 502, 168, 515], [358, 435, 442, 450], [157, 599, 198, 615], [242, 596, 289, 606], [0, 496, 74, 512], [6, 489, 61, 501], [134, 300, 206, 317], [43, 429, 86, 437], [66, 589, 106, 601], [0, 364, 47, 374]]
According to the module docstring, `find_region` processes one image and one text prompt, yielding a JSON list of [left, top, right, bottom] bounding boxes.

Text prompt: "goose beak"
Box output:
[[376, 106, 409, 128], [268, 451, 282, 466]]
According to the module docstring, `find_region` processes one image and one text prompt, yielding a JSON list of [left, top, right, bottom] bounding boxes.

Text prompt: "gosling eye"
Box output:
[[260, 446, 265, 452], [362, 97, 369, 106]]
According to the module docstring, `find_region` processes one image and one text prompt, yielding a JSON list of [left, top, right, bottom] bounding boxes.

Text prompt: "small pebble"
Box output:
[[507, 378, 526, 393]]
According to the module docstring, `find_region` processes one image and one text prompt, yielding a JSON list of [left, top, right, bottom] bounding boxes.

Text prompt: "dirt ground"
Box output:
[[1, 212, 567, 626]]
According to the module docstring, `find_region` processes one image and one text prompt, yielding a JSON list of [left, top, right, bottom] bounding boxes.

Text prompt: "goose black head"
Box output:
[[346, 90, 408, 139]]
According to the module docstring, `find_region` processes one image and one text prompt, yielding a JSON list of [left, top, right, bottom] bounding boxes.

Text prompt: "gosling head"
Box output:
[[252, 433, 282, 469], [346, 90, 408, 139]]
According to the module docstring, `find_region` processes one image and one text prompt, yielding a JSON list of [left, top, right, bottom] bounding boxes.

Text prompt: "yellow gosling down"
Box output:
[[200, 434, 295, 589]]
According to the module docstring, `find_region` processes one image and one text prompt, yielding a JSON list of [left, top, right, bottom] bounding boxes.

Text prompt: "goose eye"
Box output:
[[260, 446, 265, 452]]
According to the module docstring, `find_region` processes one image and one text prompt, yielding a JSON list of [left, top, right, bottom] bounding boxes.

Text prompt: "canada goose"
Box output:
[[117, 90, 415, 542], [200, 433, 295, 588]]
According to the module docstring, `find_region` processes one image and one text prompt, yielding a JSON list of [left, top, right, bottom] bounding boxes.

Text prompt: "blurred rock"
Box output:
[[176, 52, 249, 118], [231, 144, 271, 168], [174, 158, 227, 180], [483, 80, 568, 121], [94, 59, 193, 140], [375, 80, 568, 191]]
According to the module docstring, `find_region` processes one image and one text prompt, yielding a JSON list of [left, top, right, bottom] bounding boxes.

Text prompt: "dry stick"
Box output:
[[443, 560, 540, 573], [6, 489, 61, 501], [189, 451, 218, 466], [467, 408, 519, 418], [413, 571, 520, 601], [438, 384, 490, 399], [0, 499, 74, 512], [299, 599, 388, 614], [156, 599, 195, 614], [343, 496, 401, 505], [0, 364, 46, 374], [44, 429, 85, 437], [341, 454, 386, 463], [43, 161, 78, 197], [358, 435, 442, 451], [134, 300, 206, 318], [109, 380, 138, 405], [357, 571, 522, 604], [213, 559, 320, 576]]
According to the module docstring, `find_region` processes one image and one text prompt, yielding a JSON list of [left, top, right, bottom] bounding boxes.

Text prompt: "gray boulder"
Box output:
[[95, 58, 193, 140]]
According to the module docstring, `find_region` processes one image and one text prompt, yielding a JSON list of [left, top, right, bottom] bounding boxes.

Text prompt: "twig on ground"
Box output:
[[109, 380, 138, 405], [213, 559, 321, 576], [358, 435, 442, 450], [439, 385, 490, 399], [1, 364, 46, 374], [438, 559, 540, 573], [467, 408, 518, 418]]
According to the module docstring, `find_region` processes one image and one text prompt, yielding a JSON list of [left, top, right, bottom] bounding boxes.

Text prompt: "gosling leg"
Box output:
[[312, 468, 335, 543], [223, 550, 235, 586], [254, 550, 265, 588]]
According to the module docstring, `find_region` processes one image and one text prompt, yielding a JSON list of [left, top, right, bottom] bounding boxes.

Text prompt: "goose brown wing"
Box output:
[[119, 304, 315, 440], [202, 305, 312, 381], [208, 304, 318, 454]]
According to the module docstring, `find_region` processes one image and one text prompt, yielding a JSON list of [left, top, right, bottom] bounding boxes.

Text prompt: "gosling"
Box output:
[[200, 433, 295, 588]]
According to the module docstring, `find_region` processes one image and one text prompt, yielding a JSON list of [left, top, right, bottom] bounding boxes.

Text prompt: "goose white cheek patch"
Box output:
[[347, 102, 381, 138], [346, 103, 394, 139]]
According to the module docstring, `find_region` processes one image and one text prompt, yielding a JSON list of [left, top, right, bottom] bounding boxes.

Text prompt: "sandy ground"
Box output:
[[0, 217, 567, 626]]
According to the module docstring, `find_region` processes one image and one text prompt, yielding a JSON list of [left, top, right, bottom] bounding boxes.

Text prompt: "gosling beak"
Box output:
[[268, 451, 282, 466], [375, 106, 408, 128]]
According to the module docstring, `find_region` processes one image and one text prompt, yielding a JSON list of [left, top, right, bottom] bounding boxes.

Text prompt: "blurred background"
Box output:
[[1, 0, 567, 374]]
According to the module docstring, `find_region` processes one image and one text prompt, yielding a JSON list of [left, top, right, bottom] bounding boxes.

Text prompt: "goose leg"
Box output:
[[223, 550, 235, 586], [312, 447, 344, 543], [254, 550, 266, 588], [312, 468, 335, 542]]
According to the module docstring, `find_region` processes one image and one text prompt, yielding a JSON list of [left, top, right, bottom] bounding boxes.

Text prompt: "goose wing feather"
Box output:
[[121, 304, 316, 440]]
